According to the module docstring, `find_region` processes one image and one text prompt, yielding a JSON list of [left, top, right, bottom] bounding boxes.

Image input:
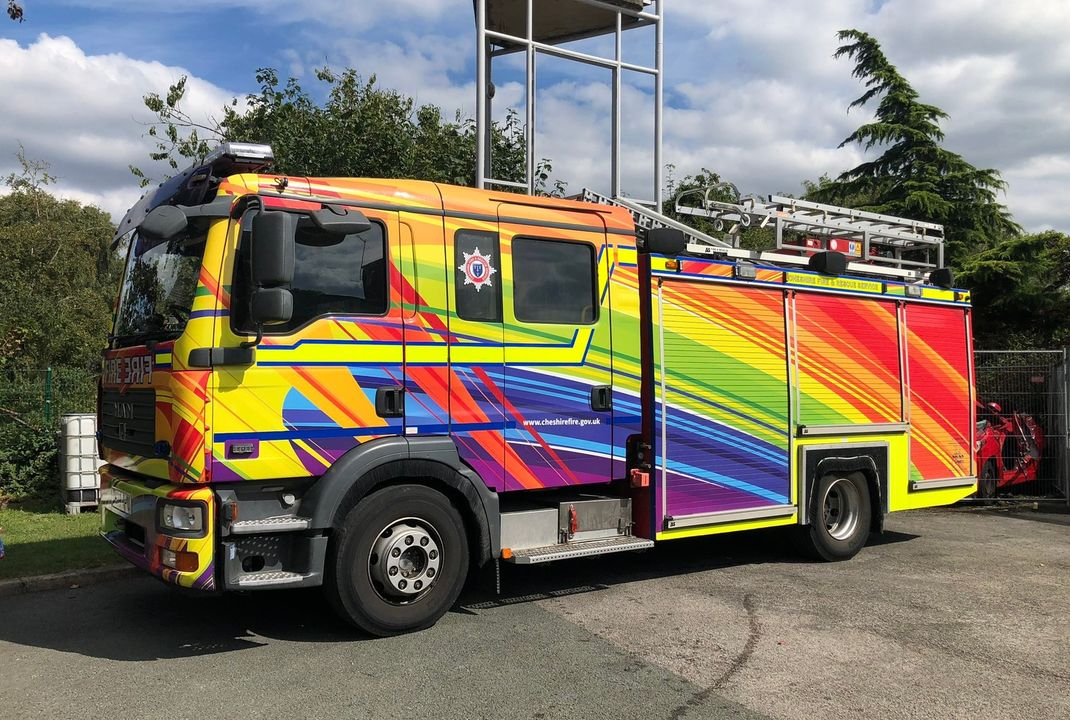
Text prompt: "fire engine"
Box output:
[[100, 143, 976, 635]]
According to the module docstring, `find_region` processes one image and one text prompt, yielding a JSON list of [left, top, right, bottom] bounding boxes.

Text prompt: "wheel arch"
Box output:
[[301, 436, 499, 567], [799, 445, 888, 535]]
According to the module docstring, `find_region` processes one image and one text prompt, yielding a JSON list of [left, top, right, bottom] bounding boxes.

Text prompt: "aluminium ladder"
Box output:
[[578, 187, 946, 282]]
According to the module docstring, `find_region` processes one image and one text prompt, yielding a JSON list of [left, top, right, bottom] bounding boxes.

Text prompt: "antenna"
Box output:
[[473, 0, 664, 209]]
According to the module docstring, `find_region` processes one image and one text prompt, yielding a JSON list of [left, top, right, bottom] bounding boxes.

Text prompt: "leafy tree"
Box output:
[[808, 29, 1019, 266], [0, 149, 121, 501], [133, 67, 552, 192], [957, 231, 1070, 349], [0, 150, 120, 371]]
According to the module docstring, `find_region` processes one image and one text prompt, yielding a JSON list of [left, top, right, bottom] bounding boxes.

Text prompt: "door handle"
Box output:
[[590, 385, 612, 412], [375, 386, 405, 418]]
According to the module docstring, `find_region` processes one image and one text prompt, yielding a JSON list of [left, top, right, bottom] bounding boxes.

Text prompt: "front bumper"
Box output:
[[100, 466, 217, 590]]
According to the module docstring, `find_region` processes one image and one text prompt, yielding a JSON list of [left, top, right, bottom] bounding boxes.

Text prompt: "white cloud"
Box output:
[[659, 0, 1070, 232], [0, 34, 235, 220], [4, 0, 1069, 235]]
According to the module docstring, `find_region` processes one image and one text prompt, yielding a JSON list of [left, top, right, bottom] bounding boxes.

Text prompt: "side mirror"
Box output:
[[251, 287, 294, 326], [250, 211, 297, 287], [141, 205, 188, 241], [245, 211, 296, 341], [642, 228, 687, 256]]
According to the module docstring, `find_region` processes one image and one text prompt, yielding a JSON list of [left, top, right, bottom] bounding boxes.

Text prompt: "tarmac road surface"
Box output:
[[1, 508, 1067, 720]]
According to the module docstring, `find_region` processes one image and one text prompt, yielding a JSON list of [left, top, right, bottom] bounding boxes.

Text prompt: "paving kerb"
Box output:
[[0, 565, 137, 598]]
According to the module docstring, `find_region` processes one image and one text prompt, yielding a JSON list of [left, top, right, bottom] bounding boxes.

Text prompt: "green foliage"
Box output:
[[0, 159, 121, 371], [0, 419, 58, 503], [133, 67, 550, 192], [808, 30, 1020, 265], [0, 151, 118, 502], [957, 231, 1070, 349]]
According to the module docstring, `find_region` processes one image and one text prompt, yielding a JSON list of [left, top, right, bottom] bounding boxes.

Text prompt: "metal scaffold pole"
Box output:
[[474, 0, 662, 202]]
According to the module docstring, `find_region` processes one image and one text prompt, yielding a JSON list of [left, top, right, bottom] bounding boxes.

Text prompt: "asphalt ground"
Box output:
[[1, 508, 1067, 720]]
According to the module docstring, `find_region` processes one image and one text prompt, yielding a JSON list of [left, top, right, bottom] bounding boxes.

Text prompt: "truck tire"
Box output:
[[803, 472, 871, 561], [977, 460, 997, 498], [325, 484, 469, 636]]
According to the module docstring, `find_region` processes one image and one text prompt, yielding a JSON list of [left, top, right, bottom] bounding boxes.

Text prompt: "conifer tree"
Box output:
[[809, 30, 1019, 265]]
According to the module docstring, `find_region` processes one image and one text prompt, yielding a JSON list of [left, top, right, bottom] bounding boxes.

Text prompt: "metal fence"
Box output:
[[974, 350, 1069, 499], [0, 366, 99, 501], [0, 366, 98, 427]]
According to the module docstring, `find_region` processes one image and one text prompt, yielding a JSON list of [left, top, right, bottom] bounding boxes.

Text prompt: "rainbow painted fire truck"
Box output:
[[100, 143, 976, 635]]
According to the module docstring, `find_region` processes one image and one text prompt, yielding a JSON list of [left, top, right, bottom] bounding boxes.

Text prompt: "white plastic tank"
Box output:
[[60, 414, 104, 513]]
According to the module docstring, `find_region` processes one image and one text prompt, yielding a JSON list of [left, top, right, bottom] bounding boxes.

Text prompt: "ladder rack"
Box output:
[[579, 187, 945, 282]]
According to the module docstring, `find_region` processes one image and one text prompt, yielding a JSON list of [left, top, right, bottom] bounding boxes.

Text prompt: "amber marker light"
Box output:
[[161, 548, 200, 572]]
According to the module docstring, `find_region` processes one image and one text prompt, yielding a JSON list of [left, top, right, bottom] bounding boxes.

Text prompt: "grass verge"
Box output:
[[0, 506, 116, 580]]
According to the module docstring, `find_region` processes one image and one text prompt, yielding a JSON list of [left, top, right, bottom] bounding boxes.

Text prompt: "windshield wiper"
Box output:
[[109, 328, 179, 347]]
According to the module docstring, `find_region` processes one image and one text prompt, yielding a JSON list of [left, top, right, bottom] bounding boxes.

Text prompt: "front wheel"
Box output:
[[803, 472, 872, 561], [325, 484, 469, 636]]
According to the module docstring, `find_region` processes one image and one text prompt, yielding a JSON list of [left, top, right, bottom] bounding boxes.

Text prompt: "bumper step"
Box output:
[[507, 535, 653, 564], [229, 516, 311, 534], [234, 570, 316, 588]]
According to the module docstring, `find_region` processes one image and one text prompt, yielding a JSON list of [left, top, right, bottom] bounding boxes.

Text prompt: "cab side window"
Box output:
[[233, 214, 388, 334], [512, 237, 597, 324]]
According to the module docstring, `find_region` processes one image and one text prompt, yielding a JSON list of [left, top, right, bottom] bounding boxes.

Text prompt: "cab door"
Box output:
[[209, 204, 405, 482], [497, 203, 614, 491]]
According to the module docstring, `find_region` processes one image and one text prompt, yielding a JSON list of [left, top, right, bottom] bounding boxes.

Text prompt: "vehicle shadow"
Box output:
[[459, 526, 920, 611], [0, 526, 917, 662]]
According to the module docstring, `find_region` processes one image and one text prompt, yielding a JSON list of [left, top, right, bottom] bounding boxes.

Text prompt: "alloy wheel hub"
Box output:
[[369, 520, 441, 600]]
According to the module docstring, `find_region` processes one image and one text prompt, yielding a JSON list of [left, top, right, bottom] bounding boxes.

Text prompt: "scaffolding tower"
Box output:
[[474, 0, 663, 208]]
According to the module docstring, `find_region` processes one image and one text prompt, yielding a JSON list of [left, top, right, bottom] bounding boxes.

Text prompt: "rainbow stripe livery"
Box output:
[[100, 165, 975, 617]]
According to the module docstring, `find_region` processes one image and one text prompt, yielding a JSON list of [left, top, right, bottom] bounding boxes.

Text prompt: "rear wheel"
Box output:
[[977, 460, 998, 498], [326, 484, 469, 636], [803, 472, 872, 561]]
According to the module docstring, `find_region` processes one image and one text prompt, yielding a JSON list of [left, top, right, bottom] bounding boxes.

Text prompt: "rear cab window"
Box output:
[[511, 237, 597, 325]]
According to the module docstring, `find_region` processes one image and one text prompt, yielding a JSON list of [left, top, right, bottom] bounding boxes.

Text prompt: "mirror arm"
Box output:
[[240, 323, 264, 349]]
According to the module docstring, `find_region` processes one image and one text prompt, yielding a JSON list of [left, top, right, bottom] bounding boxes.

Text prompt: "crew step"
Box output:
[[506, 536, 654, 564], [229, 516, 311, 534], [234, 570, 316, 588]]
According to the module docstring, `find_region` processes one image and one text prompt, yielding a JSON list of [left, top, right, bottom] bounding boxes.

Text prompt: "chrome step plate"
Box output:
[[229, 516, 311, 534], [234, 570, 310, 588], [507, 536, 654, 564]]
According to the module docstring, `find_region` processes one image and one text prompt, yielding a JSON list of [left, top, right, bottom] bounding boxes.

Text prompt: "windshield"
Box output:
[[113, 229, 207, 345]]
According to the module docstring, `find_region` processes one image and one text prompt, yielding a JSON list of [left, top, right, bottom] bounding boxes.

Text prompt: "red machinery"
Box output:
[[975, 401, 1045, 497]]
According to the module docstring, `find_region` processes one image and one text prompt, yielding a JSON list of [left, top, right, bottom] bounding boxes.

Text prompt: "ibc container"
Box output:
[[60, 413, 104, 514]]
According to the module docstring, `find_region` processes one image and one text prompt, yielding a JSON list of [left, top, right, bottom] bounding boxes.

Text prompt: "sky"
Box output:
[[0, 0, 1067, 233]]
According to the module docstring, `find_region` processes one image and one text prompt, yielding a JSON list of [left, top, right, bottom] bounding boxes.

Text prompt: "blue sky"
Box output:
[[1, 0, 1067, 232]]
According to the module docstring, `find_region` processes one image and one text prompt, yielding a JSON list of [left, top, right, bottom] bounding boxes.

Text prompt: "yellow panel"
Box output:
[[785, 272, 883, 294], [656, 513, 797, 541]]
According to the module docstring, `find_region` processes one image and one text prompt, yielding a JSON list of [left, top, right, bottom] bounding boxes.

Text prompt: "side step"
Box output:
[[233, 570, 318, 589], [506, 536, 654, 565], [229, 516, 311, 534]]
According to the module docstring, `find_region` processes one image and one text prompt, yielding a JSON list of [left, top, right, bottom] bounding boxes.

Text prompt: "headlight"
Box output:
[[160, 502, 204, 534]]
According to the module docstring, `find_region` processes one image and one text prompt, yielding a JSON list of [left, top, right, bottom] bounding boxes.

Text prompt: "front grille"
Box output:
[[100, 389, 156, 457]]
